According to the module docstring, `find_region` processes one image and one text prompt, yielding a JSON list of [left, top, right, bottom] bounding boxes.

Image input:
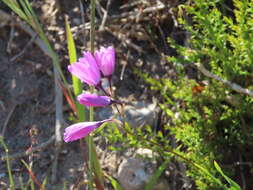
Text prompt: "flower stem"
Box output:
[[86, 0, 105, 189], [90, 0, 96, 54]]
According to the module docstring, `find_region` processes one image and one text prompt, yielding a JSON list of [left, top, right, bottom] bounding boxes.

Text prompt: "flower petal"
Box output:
[[77, 93, 111, 107], [95, 46, 116, 77], [68, 51, 101, 86], [64, 119, 111, 142]]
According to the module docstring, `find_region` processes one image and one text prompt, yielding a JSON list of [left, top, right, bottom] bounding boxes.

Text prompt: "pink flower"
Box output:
[[64, 119, 111, 142], [78, 93, 111, 107], [95, 46, 116, 77], [68, 51, 101, 86]]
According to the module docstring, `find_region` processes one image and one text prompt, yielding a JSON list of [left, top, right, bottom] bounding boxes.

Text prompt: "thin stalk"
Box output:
[[0, 137, 15, 190], [86, 0, 96, 189], [90, 0, 96, 53]]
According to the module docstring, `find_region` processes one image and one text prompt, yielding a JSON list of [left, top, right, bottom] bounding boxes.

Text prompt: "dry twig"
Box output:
[[99, 0, 112, 31], [1, 135, 55, 161], [194, 63, 253, 97], [10, 33, 38, 62], [105, 27, 144, 53]]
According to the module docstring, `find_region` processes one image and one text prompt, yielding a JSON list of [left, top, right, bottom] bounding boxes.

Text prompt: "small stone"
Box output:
[[103, 152, 118, 174], [135, 148, 158, 159], [117, 157, 156, 190], [73, 18, 81, 25], [97, 101, 158, 128]]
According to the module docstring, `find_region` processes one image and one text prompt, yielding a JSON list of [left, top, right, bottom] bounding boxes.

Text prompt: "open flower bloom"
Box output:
[[64, 119, 112, 142], [78, 93, 111, 107], [95, 46, 116, 77], [68, 51, 101, 86]]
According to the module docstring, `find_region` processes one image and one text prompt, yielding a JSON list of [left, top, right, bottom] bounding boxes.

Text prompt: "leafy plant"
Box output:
[[136, 0, 253, 189]]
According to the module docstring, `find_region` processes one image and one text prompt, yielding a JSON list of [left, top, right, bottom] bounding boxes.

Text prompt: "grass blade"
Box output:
[[214, 161, 241, 190], [21, 160, 45, 190], [0, 136, 15, 190], [1, 0, 28, 22], [144, 159, 170, 190], [65, 17, 86, 121], [108, 176, 123, 190]]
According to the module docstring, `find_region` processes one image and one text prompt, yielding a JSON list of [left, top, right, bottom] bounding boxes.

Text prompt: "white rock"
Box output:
[[117, 156, 170, 190], [97, 101, 158, 128], [117, 157, 152, 190]]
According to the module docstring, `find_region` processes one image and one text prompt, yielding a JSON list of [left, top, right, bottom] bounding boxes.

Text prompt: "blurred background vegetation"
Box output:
[[0, 0, 253, 189]]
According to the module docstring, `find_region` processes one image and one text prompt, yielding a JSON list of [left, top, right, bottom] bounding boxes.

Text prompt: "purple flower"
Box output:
[[68, 51, 101, 86], [95, 46, 116, 77], [77, 93, 111, 107], [64, 119, 111, 142]]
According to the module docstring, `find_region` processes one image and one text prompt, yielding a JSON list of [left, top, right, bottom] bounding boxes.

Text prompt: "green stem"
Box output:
[[90, 0, 96, 54], [86, 0, 96, 189], [0, 137, 14, 190]]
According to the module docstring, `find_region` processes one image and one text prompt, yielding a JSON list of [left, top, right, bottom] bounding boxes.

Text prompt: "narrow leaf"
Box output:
[[144, 159, 170, 190], [214, 161, 241, 190], [65, 17, 86, 121], [108, 176, 123, 190]]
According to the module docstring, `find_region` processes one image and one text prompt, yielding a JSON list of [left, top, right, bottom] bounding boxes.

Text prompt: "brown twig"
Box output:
[[110, 3, 167, 20], [194, 63, 253, 97], [120, 50, 130, 80], [1, 135, 55, 161], [105, 26, 144, 54], [99, 0, 112, 31], [25, 164, 45, 190], [10, 33, 38, 62], [56, 2, 168, 36]]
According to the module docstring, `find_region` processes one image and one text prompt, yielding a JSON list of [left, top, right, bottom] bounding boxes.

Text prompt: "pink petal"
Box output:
[[95, 46, 116, 77], [77, 93, 111, 107], [64, 119, 111, 142], [68, 51, 101, 86]]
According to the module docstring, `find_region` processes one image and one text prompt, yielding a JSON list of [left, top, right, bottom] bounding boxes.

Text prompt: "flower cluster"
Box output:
[[64, 46, 116, 142]]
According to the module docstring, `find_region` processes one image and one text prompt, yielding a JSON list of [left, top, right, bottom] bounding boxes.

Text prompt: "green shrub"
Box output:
[[141, 0, 253, 189]]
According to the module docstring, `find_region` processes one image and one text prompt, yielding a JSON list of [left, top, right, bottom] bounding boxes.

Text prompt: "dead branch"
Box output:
[[99, 0, 112, 31], [105, 27, 144, 53], [10, 33, 38, 62], [1, 135, 55, 161], [194, 63, 253, 97], [110, 3, 167, 20]]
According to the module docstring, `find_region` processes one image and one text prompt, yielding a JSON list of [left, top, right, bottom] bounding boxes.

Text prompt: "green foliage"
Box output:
[[108, 176, 124, 190], [139, 0, 252, 189]]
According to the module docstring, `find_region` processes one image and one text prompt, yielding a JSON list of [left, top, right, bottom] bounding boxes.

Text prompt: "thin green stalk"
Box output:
[[0, 136, 15, 190], [86, 0, 96, 189], [90, 0, 96, 54], [86, 0, 106, 189], [87, 135, 94, 190]]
